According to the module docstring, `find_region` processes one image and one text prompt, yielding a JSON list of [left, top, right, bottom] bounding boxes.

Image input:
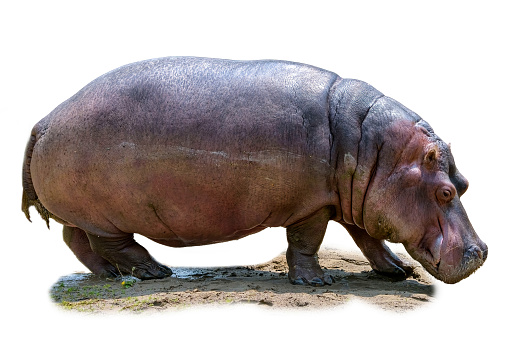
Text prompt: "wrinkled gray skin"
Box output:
[[22, 57, 487, 285]]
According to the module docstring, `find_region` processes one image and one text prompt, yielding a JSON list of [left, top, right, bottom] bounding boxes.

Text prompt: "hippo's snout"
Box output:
[[436, 230, 487, 284], [413, 240, 488, 285], [446, 241, 488, 284], [401, 197, 487, 284]]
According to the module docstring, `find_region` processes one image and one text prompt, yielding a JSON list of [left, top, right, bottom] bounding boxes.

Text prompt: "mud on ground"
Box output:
[[50, 249, 434, 312]]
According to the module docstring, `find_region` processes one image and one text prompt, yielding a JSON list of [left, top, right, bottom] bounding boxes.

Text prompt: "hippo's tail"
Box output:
[[21, 126, 54, 229]]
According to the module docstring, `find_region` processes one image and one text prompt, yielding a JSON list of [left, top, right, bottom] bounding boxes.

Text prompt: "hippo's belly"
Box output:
[[33, 139, 335, 246]]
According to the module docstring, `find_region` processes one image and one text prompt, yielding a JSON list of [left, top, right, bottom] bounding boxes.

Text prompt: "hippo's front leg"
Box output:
[[286, 206, 334, 287], [341, 223, 414, 279], [86, 231, 173, 280]]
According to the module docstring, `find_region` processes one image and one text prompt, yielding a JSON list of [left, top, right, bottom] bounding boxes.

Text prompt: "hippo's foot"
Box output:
[[370, 247, 414, 280], [342, 223, 414, 280], [287, 250, 333, 287], [86, 232, 173, 280], [63, 225, 119, 278]]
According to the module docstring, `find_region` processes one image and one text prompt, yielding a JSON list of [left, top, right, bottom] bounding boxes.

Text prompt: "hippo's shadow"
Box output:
[[50, 250, 434, 309]]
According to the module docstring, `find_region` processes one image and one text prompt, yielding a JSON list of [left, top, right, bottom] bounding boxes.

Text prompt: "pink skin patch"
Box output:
[[429, 233, 443, 267]]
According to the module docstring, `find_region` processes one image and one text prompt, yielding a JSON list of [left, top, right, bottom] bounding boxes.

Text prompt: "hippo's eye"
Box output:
[[443, 189, 451, 199], [436, 184, 456, 204]]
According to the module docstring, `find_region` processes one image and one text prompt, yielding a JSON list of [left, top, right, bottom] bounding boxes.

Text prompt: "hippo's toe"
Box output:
[[288, 265, 334, 287], [131, 262, 173, 280], [372, 258, 414, 280], [290, 275, 334, 287], [374, 265, 411, 280]]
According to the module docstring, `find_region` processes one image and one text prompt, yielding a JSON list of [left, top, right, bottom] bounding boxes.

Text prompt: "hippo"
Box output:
[[22, 57, 487, 286]]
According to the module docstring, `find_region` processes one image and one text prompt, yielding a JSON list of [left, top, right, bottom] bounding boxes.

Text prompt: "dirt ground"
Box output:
[[50, 248, 434, 313]]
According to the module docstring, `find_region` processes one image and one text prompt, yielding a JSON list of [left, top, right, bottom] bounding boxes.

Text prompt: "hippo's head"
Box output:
[[354, 97, 488, 284]]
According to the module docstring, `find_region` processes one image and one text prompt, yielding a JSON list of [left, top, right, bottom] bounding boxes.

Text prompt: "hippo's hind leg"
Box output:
[[85, 231, 173, 280], [63, 225, 118, 278], [286, 206, 334, 287], [341, 223, 414, 279]]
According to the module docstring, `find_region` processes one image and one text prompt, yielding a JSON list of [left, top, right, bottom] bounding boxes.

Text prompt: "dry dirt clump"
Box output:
[[50, 249, 434, 312]]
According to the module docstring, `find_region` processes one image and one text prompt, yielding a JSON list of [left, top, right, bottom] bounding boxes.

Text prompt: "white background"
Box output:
[[1, 1, 507, 337]]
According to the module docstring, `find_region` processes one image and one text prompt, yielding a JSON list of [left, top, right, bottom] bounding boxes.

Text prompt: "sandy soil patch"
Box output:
[[50, 249, 434, 312]]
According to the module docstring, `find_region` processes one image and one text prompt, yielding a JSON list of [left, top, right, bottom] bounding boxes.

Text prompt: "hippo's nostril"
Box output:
[[474, 248, 483, 261], [466, 246, 484, 261]]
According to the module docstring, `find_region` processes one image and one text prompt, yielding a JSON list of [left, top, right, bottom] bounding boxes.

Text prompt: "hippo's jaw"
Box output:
[[404, 210, 487, 284]]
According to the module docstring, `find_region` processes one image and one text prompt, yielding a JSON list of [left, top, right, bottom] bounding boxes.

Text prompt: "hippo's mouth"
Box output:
[[426, 233, 443, 271], [430, 218, 445, 269], [405, 218, 445, 277], [421, 231, 443, 273]]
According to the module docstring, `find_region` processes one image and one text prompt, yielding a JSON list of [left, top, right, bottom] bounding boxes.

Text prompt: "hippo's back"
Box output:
[[53, 57, 339, 153], [29, 57, 340, 244]]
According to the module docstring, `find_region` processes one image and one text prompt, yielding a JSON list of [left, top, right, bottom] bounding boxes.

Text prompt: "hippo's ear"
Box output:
[[424, 144, 439, 167]]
